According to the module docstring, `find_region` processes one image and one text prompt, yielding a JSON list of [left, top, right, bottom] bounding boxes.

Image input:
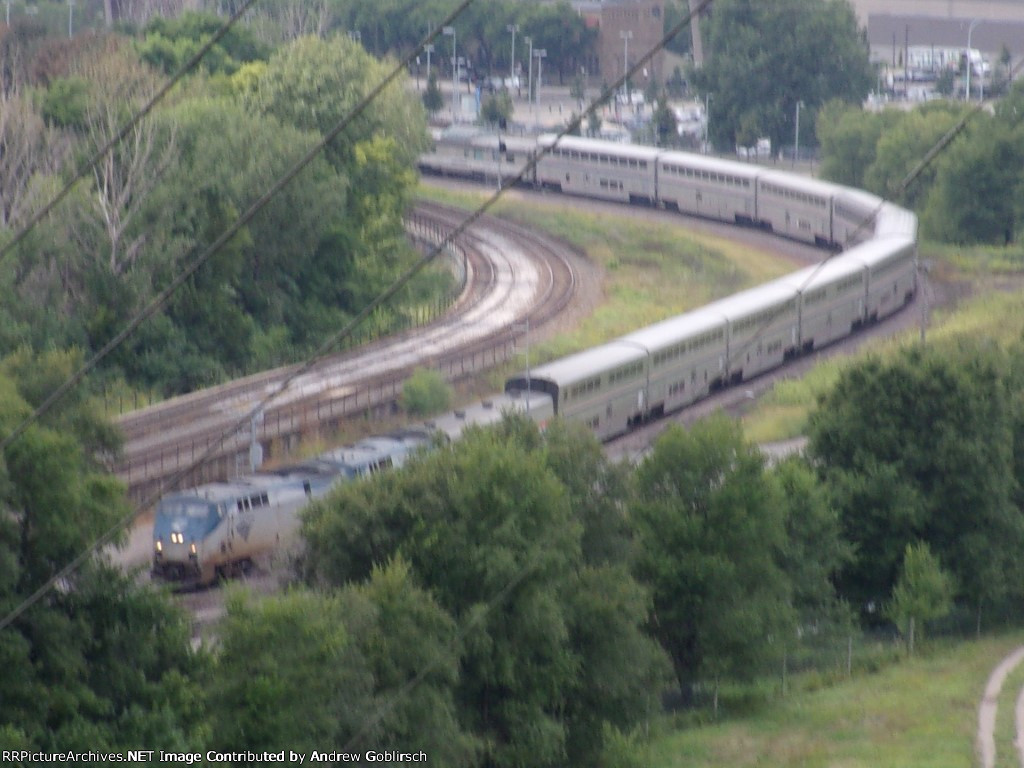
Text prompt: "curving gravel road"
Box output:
[[979, 647, 1024, 768]]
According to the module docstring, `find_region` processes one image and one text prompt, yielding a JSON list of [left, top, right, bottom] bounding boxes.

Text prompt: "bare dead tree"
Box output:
[[0, 89, 70, 228], [71, 40, 177, 276]]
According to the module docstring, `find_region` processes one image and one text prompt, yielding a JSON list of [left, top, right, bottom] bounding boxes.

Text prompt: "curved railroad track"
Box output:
[[116, 201, 578, 505]]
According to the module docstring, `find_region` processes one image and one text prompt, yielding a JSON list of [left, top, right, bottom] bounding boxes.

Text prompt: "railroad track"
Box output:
[[115, 201, 578, 505]]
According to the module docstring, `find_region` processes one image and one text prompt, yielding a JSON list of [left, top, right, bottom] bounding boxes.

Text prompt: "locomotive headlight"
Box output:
[[189, 541, 197, 555], [155, 539, 162, 553]]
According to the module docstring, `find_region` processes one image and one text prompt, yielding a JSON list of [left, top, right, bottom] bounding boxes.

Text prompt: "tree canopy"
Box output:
[[632, 415, 794, 696], [808, 341, 1024, 622], [690, 0, 872, 151], [0, 31, 442, 396], [817, 88, 1024, 244], [303, 415, 669, 767], [0, 350, 203, 750]]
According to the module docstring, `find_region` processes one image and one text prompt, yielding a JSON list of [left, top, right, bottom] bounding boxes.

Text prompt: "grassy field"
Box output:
[[645, 632, 1024, 768]]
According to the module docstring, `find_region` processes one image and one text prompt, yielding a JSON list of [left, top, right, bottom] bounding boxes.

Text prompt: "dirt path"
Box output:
[[978, 646, 1024, 768]]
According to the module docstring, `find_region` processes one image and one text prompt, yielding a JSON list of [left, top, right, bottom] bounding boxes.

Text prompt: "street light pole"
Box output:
[[507, 24, 519, 94], [526, 37, 533, 106], [620, 30, 633, 101], [793, 101, 803, 167], [534, 49, 546, 111], [424, 43, 433, 84], [703, 92, 711, 154], [443, 26, 457, 122], [966, 19, 981, 101]]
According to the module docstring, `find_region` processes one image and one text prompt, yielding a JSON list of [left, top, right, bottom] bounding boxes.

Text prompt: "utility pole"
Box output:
[[507, 24, 519, 95], [534, 49, 546, 111], [793, 101, 802, 167], [443, 26, 457, 122], [620, 30, 633, 101], [526, 37, 533, 106]]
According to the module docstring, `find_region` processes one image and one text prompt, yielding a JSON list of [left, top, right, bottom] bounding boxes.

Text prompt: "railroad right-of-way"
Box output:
[[115, 200, 579, 505]]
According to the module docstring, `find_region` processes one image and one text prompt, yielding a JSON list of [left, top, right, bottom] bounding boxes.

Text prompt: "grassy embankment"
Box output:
[[644, 631, 1024, 768]]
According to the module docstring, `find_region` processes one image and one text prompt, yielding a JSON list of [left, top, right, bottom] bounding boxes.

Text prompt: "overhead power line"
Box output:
[[0, 0, 477, 633]]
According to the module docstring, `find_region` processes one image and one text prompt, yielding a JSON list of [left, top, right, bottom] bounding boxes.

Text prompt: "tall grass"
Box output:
[[649, 632, 1024, 768]]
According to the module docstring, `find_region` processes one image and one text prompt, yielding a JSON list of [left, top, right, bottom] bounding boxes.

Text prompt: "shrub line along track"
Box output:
[[114, 201, 577, 506]]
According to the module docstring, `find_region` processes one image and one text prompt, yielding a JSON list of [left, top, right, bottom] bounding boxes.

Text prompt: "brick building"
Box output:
[[574, 0, 666, 89]]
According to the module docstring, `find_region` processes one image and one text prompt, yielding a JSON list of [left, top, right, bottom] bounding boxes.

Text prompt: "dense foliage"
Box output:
[[809, 340, 1024, 628], [689, 0, 872, 151], [817, 85, 1024, 244], [0, 24, 439, 396], [302, 418, 669, 767], [0, 350, 204, 749]]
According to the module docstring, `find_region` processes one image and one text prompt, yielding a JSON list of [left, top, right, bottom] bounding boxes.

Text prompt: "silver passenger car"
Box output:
[[535, 134, 659, 204], [506, 341, 649, 440], [756, 170, 842, 246], [620, 309, 728, 418], [705, 281, 801, 382], [656, 151, 761, 225]]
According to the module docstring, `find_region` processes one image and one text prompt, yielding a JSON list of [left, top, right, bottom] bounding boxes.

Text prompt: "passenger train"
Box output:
[[152, 130, 917, 587]]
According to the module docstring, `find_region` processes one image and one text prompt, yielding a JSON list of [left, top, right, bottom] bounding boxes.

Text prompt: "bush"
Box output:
[[401, 367, 451, 416]]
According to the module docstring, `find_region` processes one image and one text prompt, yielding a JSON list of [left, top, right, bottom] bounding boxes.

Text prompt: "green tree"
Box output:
[[632, 415, 793, 703], [809, 343, 1024, 624], [562, 564, 669, 763], [534, 418, 634, 566], [691, 0, 872, 151], [0, 350, 203, 750], [423, 71, 444, 115], [130, 93, 362, 391], [816, 100, 900, 189], [304, 415, 668, 766], [480, 90, 513, 128], [934, 67, 956, 97], [772, 456, 851, 622], [337, 558, 479, 764], [138, 11, 269, 76], [653, 96, 678, 147], [987, 45, 1014, 98], [921, 117, 1024, 244], [862, 103, 963, 210], [663, 0, 695, 57], [206, 589, 372, 752], [401, 367, 452, 416], [40, 76, 89, 129], [885, 542, 954, 654], [244, 35, 428, 172]]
